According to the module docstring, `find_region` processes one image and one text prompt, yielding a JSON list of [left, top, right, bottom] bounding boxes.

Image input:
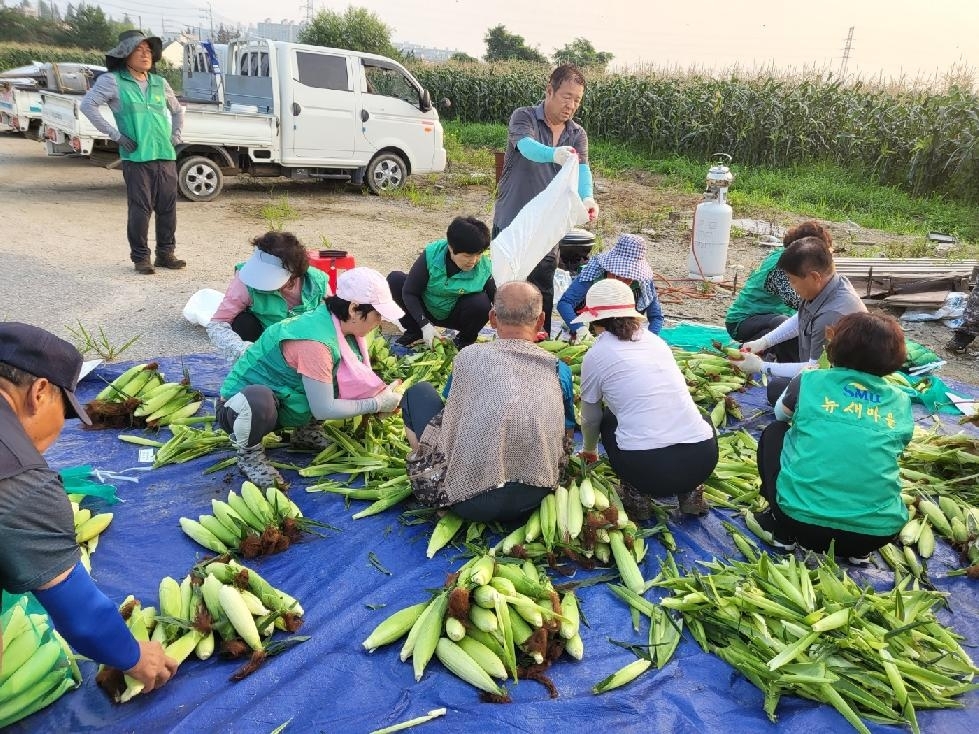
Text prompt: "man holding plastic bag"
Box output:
[[492, 64, 598, 334]]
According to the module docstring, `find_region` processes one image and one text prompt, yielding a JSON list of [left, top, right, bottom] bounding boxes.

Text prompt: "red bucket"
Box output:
[[308, 249, 356, 294]]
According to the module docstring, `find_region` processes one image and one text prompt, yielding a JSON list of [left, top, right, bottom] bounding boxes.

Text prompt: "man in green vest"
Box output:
[[386, 216, 495, 349], [81, 30, 185, 275]]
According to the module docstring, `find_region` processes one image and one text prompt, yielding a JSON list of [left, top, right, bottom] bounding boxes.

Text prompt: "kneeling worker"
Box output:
[[0, 323, 176, 692], [401, 281, 575, 522], [217, 268, 405, 489]]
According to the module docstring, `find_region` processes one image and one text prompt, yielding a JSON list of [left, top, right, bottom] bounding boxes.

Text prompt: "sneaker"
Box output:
[[154, 253, 187, 269], [290, 422, 332, 451], [396, 331, 422, 348], [235, 443, 288, 490], [677, 485, 709, 517], [846, 555, 871, 566], [134, 259, 155, 274]]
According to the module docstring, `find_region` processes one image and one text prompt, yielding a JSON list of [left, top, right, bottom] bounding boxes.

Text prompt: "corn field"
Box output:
[[412, 61, 979, 201]]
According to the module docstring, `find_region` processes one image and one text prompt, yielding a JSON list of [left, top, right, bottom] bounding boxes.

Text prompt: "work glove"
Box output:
[[374, 386, 403, 414], [552, 146, 577, 165], [116, 134, 138, 154], [741, 338, 769, 355], [730, 351, 764, 374], [421, 323, 438, 349], [582, 196, 599, 222], [170, 131, 183, 146]]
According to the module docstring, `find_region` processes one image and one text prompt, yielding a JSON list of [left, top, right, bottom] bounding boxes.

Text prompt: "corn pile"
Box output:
[[363, 553, 582, 699], [634, 543, 979, 734], [700, 431, 764, 511], [368, 336, 458, 393], [180, 481, 334, 558], [86, 363, 204, 429], [98, 558, 305, 702], [674, 345, 751, 429], [69, 494, 113, 572], [0, 598, 82, 728]]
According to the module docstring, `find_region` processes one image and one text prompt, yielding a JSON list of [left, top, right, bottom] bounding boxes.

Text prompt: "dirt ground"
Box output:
[[1, 132, 975, 387]]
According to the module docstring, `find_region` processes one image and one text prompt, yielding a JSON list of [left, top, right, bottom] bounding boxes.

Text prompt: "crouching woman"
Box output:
[[751, 312, 914, 562], [575, 279, 718, 516]]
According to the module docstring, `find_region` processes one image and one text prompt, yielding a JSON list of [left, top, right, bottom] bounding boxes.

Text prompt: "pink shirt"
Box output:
[[281, 341, 333, 383], [211, 273, 305, 323]]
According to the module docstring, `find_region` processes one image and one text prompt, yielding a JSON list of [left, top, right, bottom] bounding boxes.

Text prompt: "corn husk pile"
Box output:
[[97, 558, 306, 702], [362, 553, 582, 700], [179, 481, 335, 558], [619, 544, 979, 734], [0, 598, 82, 728]]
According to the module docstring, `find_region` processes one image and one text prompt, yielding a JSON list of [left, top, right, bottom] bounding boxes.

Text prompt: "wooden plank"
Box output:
[[882, 290, 950, 307]]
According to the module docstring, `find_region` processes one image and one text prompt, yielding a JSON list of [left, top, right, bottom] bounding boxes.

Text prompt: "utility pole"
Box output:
[[302, 0, 314, 23], [839, 26, 854, 77]]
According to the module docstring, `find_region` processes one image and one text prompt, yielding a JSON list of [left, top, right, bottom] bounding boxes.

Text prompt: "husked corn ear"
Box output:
[[565, 632, 584, 660], [472, 585, 498, 609], [435, 637, 507, 695], [400, 591, 447, 662], [610, 531, 644, 594], [917, 499, 952, 537], [218, 584, 263, 651], [579, 476, 596, 509], [198, 514, 239, 547], [238, 589, 271, 616], [412, 592, 449, 682], [560, 592, 580, 640], [917, 522, 936, 559], [179, 517, 230, 554], [240, 482, 274, 526], [457, 636, 508, 680], [444, 616, 466, 642], [195, 631, 215, 660], [363, 602, 428, 652], [467, 555, 495, 587], [523, 508, 541, 542], [593, 657, 652, 693], [468, 605, 498, 633], [567, 482, 584, 538], [75, 512, 113, 543]]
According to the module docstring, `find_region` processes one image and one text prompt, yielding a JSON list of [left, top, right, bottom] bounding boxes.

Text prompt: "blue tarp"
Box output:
[[8, 354, 979, 733]]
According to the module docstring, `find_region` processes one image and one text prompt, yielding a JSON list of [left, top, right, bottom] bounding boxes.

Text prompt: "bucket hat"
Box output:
[[239, 249, 292, 291], [105, 30, 162, 71], [335, 268, 405, 323], [0, 322, 92, 425], [594, 234, 655, 283], [571, 279, 645, 325]]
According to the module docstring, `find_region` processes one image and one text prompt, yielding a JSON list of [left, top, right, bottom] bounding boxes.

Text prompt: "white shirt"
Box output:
[[580, 330, 713, 451]]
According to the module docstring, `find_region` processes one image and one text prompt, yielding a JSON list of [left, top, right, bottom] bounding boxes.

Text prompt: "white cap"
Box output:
[[571, 278, 645, 325], [335, 267, 405, 323], [239, 249, 291, 291]]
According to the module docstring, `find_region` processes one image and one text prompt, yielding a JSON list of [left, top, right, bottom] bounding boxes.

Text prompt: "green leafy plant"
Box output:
[[259, 196, 299, 231], [65, 322, 140, 362]]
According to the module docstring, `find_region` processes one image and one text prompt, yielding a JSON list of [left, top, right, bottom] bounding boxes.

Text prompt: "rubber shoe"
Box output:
[[618, 483, 653, 522], [134, 259, 155, 274], [154, 253, 187, 269], [236, 444, 288, 490], [944, 337, 972, 355], [290, 423, 333, 451], [677, 485, 709, 517]]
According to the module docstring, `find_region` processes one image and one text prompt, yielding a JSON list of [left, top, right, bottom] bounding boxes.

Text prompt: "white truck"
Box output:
[[0, 79, 43, 135], [42, 39, 447, 202]]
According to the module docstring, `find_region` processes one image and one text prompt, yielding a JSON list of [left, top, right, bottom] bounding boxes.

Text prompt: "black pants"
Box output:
[[729, 314, 800, 364], [402, 382, 549, 522], [122, 159, 178, 263], [387, 271, 491, 347], [600, 409, 718, 498], [231, 311, 264, 342], [492, 224, 557, 335], [757, 421, 896, 557], [767, 376, 792, 406], [216, 385, 279, 447]]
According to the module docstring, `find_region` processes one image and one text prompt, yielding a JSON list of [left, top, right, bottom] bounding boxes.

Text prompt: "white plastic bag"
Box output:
[[491, 159, 588, 284], [900, 291, 968, 324], [182, 288, 225, 326]]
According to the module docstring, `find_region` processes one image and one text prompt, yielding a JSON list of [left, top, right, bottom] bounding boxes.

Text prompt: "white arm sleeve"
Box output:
[[302, 376, 378, 420], [206, 320, 249, 362], [579, 400, 604, 452], [762, 360, 815, 379], [759, 313, 799, 348]]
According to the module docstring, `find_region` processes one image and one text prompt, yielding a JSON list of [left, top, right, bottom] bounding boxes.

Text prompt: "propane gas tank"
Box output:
[[687, 196, 733, 281]]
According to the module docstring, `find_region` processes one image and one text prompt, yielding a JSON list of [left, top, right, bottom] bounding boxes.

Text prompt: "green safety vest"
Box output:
[[421, 239, 492, 321], [776, 368, 913, 535], [234, 264, 329, 329], [725, 248, 795, 327], [220, 305, 342, 428], [113, 71, 175, 163]]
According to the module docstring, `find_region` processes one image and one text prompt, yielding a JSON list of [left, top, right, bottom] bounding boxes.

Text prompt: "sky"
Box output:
[[88, 0, 977, 80]]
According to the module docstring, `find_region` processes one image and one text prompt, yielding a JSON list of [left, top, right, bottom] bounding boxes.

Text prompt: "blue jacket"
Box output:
[[558, 274, 664, 335]]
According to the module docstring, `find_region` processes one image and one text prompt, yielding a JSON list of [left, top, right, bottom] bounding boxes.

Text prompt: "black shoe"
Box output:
[[749, 509, 796, 550], [396, 331, 422, 347], [617, 483, 653, 522], [154, 253, 187, 269], [945, 336, 972, 355], [134, 259, 155, 274]]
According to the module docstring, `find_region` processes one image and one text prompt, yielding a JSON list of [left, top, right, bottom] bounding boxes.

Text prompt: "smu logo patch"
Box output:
[[842, 381, 881, 404]]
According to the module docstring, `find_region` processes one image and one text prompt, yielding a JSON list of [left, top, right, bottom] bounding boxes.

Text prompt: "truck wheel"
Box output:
[[366, 152, 406, 194], [178, 155, 223, 202]]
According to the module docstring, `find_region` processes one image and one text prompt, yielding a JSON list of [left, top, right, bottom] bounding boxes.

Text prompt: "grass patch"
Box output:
[[381, 180, 444, 208], [445, 121, 979, 244], [259, 195, 299, 231]]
